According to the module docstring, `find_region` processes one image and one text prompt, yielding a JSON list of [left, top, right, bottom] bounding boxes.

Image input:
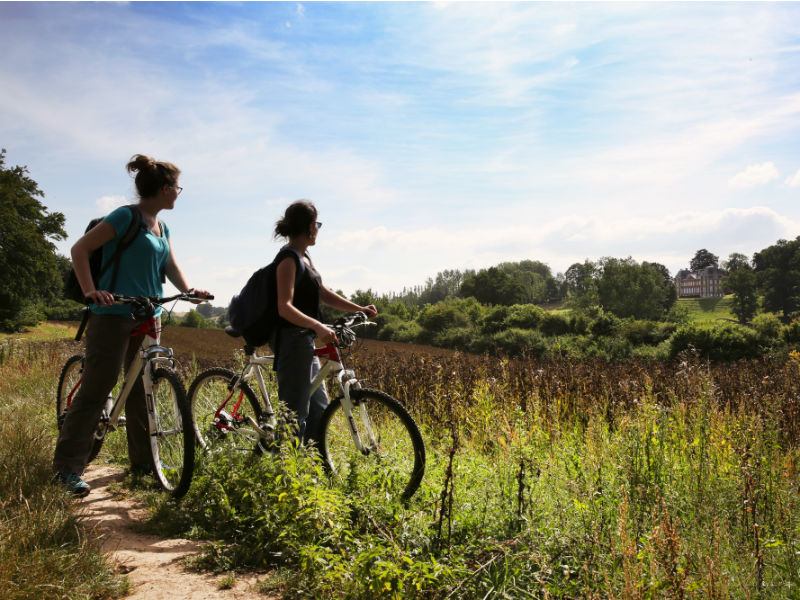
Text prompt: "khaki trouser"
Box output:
[[53, 314, 158, 474]]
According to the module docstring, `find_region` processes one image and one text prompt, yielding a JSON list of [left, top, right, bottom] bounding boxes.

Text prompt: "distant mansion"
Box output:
[[674, 266, 724, 298]]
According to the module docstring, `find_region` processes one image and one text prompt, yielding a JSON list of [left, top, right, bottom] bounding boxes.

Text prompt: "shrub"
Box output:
[[750, 313, 782, 341], [504, 304, 544, 330], [783, 319, 800, 348], [181, 309, 212, 328], [490, 328, 547, 358], [417, 301, 473, 333], [43, 299, 84, 321], [668, 322, 762, 361], [621, 320, 676, 346], [480, 305, 509, 334], [589, 312, 620, 337], [539, 312, 570, 336]]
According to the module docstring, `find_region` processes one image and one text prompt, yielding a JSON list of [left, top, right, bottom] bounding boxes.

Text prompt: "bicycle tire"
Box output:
[[149, 367, 194, 499], [56, 354, 85, 429], [56, 354, 107, 463], [319, 388, 426, 501], [188, 367, 265, 453]]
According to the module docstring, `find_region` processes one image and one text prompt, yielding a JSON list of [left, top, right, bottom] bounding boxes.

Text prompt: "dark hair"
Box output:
[[126, 154, 180, 199], [275, 200, 317, 238]]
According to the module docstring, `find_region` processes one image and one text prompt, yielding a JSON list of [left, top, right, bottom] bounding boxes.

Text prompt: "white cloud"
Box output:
[[96, 195, 127, 213], [729, 162, 779, 189], [786, 168, 800, 188]]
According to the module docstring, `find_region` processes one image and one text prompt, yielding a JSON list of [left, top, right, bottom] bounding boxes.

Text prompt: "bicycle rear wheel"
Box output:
[[149, 367, 194, 499], [56, 354, 84, 430], [188, 367, 265, 453], [56, 354, 106, 463], [320, 388, 425, 501]]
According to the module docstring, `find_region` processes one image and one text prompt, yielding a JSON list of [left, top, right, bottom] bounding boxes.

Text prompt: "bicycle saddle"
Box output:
[[225, 326, 243, 338]]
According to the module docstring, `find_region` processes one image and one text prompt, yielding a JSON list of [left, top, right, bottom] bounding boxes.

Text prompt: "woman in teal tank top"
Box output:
[[52, 154, 211, 497]]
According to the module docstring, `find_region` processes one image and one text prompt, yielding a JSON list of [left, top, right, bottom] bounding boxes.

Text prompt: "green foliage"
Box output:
[[459, 267, 527, 306], [669, 321, 763, 361], [751, 313, 782, 341], [595, 257, 675, 320], [689, 247, 719, 271], [723, 254, 758, 323], [180, 309, 213, 328], [490, 328, 548, 358], [0, 150, 67, 332], [753, 236, 800, 320], [0, 341, 128, 599]]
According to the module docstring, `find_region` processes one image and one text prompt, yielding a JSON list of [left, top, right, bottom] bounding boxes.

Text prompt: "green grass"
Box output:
[[678, 294, 737, 323], [5, 335, 800, 599], [0, 339, 128, 599]]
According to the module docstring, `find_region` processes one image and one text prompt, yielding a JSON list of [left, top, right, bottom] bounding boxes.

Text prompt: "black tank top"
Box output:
[[278, 252, 321, 328]]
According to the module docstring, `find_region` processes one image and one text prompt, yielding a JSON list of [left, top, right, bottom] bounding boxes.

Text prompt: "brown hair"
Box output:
[[125, 154, 180, 199], [275, 200, 317, 238]]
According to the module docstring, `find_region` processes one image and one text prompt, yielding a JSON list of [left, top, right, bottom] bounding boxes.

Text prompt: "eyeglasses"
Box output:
[[175, 186, 183, 195], [316, 221, 322, 229]]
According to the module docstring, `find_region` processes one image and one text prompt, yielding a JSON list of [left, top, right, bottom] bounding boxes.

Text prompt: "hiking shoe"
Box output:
[[54, 472, 91, 497]]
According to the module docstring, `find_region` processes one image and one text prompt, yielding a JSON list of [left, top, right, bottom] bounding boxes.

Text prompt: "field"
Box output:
[[3, 322, 800, 599], [676, 295, 736, 323]]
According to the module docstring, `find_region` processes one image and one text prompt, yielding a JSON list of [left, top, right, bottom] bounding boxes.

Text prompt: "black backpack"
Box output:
[[228, 247, 305, 347], [64, 205, 144, 303]]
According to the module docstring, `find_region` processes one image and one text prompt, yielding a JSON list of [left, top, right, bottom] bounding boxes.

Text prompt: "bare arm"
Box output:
[[275, 257, 337, 343], [320, 285, 378, 318], [71, 221, 117, 306]]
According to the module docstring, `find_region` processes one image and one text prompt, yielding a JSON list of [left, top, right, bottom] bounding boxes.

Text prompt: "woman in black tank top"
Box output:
[[272, 200, 377, 445]]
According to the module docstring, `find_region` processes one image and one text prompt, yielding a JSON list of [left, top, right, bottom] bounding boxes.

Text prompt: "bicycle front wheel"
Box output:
[[188, 367, 265, 453], [56, 354, 84, 430], [149, 367, 194, 499], [320, 388, 425, 501]]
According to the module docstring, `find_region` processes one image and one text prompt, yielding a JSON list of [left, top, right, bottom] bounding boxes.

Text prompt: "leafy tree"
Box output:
[[690, 248, 719, 271], [563, 260, 598, 308], [196, 302, 214, 318], [722, 253, 758, 324], [181, 309, 212, 328], [0, 150, 66, 331], [753, 237, 800, 321], [498, 260, 558, 304], [595, 257, 673, 320], [459, 267, 527, 306]]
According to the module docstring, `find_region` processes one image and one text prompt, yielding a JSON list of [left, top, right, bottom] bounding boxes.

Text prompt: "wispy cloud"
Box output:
[[729, 162, 780, 189]]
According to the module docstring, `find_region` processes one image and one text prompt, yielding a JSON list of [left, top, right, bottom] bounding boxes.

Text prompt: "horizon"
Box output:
[[2, 2, 799, 305]]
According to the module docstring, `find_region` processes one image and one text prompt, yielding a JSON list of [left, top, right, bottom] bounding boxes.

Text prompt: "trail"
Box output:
[[79, 465, 272, 600]]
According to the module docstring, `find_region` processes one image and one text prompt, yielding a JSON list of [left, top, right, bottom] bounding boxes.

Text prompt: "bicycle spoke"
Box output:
[[189, 368, 265, 453], [321, 389, 425, 501]]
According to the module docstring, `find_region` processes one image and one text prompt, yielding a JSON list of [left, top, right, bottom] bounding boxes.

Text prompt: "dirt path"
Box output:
[[79, 465, 272, 600]]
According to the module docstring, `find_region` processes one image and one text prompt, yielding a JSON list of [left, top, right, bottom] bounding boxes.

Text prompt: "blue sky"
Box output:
[[2, 2, 800, 306]]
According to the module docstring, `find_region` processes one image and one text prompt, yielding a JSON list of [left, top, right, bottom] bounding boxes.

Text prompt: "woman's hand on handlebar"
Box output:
[[313, 322, 338, 345], [187, 288, 213, 304], [85, 289, 114, 307], [360, 304, 378, 318]]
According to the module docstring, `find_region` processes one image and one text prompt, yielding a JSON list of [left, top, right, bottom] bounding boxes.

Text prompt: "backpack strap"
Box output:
[[99, 205, 143, 293]]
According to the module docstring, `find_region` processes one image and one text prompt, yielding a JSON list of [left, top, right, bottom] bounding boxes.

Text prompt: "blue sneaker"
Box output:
[[54, 472, 91, 497]]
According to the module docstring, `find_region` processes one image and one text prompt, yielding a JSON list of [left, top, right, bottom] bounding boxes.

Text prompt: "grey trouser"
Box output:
[[271, 327, 329, 445], [53, 314, 157, 474]]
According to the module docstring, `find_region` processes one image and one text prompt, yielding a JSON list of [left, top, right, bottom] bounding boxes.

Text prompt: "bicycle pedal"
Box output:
[[118, 415, 127, 426]]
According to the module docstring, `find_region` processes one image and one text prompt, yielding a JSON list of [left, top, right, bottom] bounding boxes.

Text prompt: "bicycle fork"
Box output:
[[334, 367, 378, 456]]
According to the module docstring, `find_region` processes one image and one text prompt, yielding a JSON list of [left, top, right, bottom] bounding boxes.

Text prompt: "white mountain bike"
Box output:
[[187, 312, 426, 501]]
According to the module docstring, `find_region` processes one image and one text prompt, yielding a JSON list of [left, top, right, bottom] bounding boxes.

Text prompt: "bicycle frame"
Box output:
[[218, 339, 375, 453], [99, 319, 177, 437]]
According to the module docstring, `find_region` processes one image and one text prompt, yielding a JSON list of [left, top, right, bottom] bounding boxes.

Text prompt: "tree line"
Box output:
[[3, 150, 800, 355]]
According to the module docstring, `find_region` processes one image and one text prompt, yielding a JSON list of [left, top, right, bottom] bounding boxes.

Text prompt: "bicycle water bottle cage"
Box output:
[[130, 297, 156, 320]]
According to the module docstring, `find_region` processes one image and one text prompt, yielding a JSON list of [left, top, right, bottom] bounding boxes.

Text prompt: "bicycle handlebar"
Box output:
[[112, 292, 214, 321]]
